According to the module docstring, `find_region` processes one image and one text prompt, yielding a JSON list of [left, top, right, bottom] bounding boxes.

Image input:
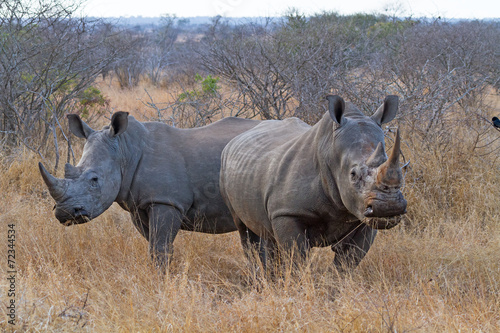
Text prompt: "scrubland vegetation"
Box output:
[[1, 0, 499, 331]]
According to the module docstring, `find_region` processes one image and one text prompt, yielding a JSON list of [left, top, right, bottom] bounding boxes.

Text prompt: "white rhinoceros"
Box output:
[[39, 113, 259, 268], [220, 95, 407, 270]]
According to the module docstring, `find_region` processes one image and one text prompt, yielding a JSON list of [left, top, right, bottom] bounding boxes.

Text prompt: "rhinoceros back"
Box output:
[[130, 117, 260, 233]]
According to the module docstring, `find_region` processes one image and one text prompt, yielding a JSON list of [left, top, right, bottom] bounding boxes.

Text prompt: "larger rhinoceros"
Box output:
[[39, 112, 259, 267], [220, 95, 407, 270]]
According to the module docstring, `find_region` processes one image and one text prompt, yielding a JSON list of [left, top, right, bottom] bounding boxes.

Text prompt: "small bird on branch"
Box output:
[[492, 117, 500, 128]]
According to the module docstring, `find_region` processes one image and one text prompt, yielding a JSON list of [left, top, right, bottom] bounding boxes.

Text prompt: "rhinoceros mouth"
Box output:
[[60, 210, 91, 226], [362, 215, 404, 229]]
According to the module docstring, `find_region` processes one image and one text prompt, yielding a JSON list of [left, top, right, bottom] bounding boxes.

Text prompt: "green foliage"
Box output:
[[367, 19, 417, 39], [77, 86, 108, 119], [20, 72, 35, 84], [57, 78, 78, 95], [199, 74, 220, 95], [79, 86, 106, 106], [178, 74, 220, 101], [284, 8, 308, 30]]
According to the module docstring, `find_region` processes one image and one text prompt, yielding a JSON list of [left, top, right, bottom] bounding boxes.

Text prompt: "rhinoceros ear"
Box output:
[[371, 95, 399, 125], [109, 111, 129, 137], [67, 114, 94, 139], [326, 95, 346, 126]]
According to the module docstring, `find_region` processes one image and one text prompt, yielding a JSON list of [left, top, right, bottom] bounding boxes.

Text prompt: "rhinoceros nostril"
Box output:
[[73, 206, 86, 216], [364, 206, 374, 216]]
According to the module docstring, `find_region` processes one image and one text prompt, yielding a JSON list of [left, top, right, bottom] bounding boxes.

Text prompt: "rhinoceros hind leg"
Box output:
[[332, 223, 377, 271], [234, 218, 267, 266]]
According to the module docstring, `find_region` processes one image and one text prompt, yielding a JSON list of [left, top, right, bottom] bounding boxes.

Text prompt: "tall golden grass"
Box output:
[[1, 79, 499, 332]]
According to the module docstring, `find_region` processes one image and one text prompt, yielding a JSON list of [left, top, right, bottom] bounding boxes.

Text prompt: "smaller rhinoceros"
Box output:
[[39, 112, 259, 268], [220, 95, 407, 270]]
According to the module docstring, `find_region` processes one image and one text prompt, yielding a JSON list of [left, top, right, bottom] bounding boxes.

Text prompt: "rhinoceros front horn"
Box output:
[[387, 128, 401, 168], [39, 162, 66, 200], [377, 129, 403, 185]]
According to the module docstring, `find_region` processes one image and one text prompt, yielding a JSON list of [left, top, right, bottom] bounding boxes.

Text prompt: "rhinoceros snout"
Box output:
[[363, 196, 407, 218], [362, 195, 406, 230]]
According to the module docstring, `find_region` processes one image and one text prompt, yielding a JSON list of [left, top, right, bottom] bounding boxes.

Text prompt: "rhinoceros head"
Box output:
[[39, 112, 129, 225], [326, 95, 407, 229]]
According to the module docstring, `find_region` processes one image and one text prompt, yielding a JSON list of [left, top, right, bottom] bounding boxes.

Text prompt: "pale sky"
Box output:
[[82, 0, 499, 19]]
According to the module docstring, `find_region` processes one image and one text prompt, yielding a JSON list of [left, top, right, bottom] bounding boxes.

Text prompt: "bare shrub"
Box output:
[[200, 13, 499, 160], [112, 29, 148, 89], [142, 73, 248, 127], [144, 15, 182, 86], [200, 13, 409, 123], [378, 20, 500, 153], [0, 0, 122, 169], [200, 17, 297, 120]]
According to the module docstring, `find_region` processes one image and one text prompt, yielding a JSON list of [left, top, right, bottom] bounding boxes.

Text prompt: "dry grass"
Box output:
[[1, 81, 499, 332]]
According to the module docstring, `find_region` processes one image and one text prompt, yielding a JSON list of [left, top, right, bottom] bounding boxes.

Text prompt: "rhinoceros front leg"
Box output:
[[147, 204, 183, 270], [332, 223, 377, 271], [130, 209, 150, 241], [271, 216, 310, 263]]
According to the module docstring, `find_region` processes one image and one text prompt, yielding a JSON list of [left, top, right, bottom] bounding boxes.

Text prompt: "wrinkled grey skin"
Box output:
[[39, 112, 259, 268], [220, 95, 407, 270]]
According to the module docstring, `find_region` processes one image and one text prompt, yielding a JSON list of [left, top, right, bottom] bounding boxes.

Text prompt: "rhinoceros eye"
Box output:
[[90, 176, 99, 186]]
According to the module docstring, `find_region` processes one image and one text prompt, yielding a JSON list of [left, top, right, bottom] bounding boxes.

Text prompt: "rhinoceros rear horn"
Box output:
[[39, 162, 66, 200], [64, 163, 80, 179], [366, 142, 387, 168]]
